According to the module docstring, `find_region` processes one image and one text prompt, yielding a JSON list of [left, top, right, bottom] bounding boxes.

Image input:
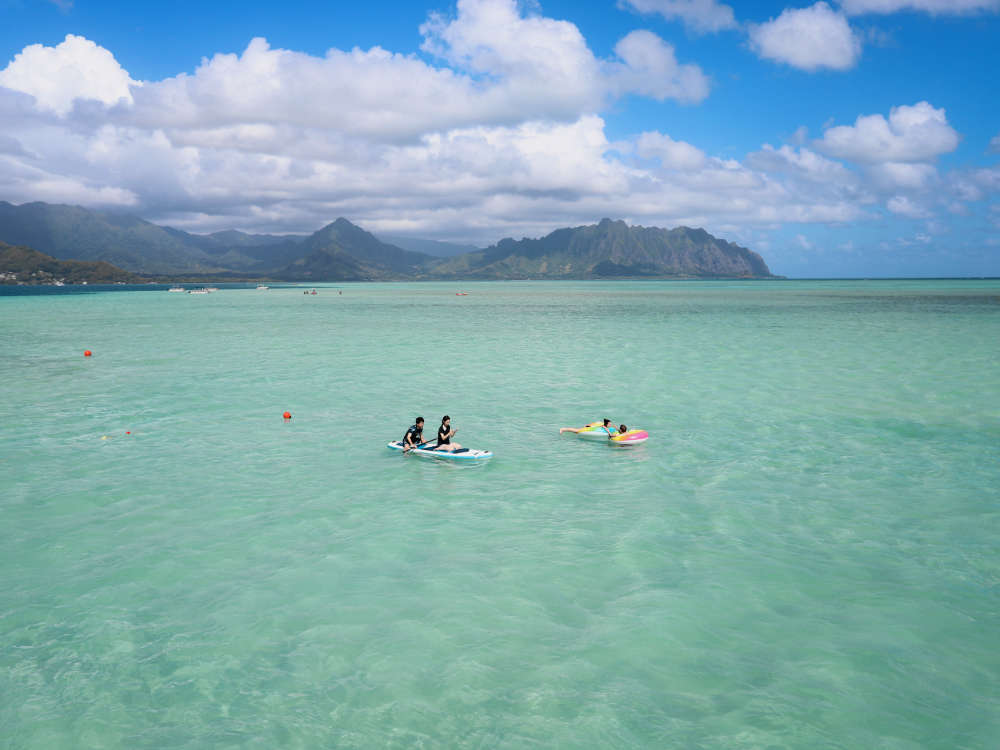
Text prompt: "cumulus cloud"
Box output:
[[606, 31, 710, 103], [124, 2, 707, 142], [947, 165, 1000, 214], [0, 99, 871, 241], [0, 34, 138, 116], [867, 161, 937, 189], [746, 143, 857, 185], [420, 0, 603, 110], [619, 0, 738, 33], [815, 101, 959, 163], [839, 0, 1000, 15], [421, 0, 709, 106], [748, 2, 861, 71], [0, 4, 981, 247], [887, 195, 929, 218], [636, 131, 707, 169]]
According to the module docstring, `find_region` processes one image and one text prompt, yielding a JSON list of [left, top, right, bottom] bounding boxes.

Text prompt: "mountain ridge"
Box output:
[[0, 241, 144, 285], [430, 218, 774, 279], [0, 202, 777, 280]]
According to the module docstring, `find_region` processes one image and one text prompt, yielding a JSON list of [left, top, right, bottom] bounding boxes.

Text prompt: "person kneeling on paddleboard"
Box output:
[[403, 417, 425, 452], [434, 415, 462, 452]]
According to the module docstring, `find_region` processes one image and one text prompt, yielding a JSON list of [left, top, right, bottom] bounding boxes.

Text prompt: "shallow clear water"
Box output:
[[2, 280, 999, 748]]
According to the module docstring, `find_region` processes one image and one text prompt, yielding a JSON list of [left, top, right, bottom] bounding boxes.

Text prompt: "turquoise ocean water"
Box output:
[[2, 280, 998, 748]]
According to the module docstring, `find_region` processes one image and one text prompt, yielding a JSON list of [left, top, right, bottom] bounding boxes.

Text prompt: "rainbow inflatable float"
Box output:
[[560, 422, 649, 445], [610, 429, 649, 445], [572, 422, 616, 440]]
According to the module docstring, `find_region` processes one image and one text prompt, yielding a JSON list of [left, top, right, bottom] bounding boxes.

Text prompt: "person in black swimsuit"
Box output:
[[402, 417, 425, 452], [435, 415, 462, 452]]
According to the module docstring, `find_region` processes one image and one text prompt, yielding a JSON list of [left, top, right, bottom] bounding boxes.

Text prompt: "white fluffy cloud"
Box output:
[[636, 131, 707, 170], [420, 0, 603, 112], [0, 34, 138, 116], [620, 0, 738, 33], [867, 161, 937, 190], [815, 102, 959, 163], [749, 2, 861, 71], [746, 143, 857, 185], [607, 31, 710, 103], [887, 195, 929, 218], [124, 1, 707, 142], [989, 133, 1000, 153], [0, 1, 987, 249], [839, 0, 1000, 15], [0, 0, 721, 239]]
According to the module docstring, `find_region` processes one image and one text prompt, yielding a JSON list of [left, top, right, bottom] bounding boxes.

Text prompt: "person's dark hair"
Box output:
[[416, 417, 424, 424], [603, 418, 611, 426], [441, 415, 450, 423], [619, 424, 627, 433]]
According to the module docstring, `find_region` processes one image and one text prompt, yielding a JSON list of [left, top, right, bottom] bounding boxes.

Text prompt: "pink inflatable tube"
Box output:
[[610, 430, 648, 445]]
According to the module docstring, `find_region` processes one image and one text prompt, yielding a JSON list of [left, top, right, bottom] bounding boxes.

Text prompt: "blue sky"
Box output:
[[1, 0, 998, 276]]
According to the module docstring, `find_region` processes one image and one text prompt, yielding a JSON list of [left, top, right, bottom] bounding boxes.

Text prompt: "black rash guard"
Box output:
[[404, 424, 423, 446], [437, 424, 451, 446]]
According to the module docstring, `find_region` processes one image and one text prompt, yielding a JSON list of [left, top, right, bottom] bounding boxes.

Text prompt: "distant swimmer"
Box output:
[[560, 418, 616, 436], [434, 415, 462, 452], [402, 417, 425, 452]]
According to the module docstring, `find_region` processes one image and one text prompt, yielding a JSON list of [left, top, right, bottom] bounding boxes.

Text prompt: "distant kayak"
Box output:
[[387, 441, 493, 461]]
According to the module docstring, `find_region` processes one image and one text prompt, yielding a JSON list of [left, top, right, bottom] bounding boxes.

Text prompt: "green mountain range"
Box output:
[[0, 241, 143, 285], [432, 219, 772, 279], [0, 202, 776, 280]]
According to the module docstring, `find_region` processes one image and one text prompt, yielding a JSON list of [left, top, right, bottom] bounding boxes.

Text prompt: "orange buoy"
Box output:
[[283, 411, 292, 420], [84, 350, 92, 357]]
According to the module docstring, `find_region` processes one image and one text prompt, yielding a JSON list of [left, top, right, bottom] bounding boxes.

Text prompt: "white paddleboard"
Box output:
[[387, 441, 493, 461]]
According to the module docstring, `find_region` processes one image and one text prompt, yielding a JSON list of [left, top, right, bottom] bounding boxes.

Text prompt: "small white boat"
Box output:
[[168, 287, 185, 292], [256, 285, 269, 290], [204, 287, 219, 293], [188, 288, 210, 294]]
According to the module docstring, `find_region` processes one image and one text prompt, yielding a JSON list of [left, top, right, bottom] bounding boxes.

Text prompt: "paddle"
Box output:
[[404, 440, 437, 453]]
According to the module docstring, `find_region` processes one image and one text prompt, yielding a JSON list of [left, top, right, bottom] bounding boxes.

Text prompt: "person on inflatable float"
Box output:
[[560, 418, 618, 435]]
